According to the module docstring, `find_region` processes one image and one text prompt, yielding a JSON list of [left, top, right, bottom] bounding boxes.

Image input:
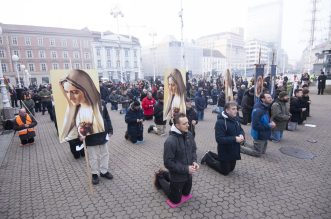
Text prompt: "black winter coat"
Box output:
[[125, 106, 144, 138], [154, 101, 166, 125], [290, 97, 304, 123], [241, 91, 254, 112], [215, 112, 244, 161], [85, 102, 113, 146], [164, 130, 197, 182], [186, 107, 198, 136]]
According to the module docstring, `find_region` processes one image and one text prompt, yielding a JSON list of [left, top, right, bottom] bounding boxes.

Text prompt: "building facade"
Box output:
[[202, 49, 226, 76], [91, 31, 142, 82], [0, 23, 94, 86], [196, 28, 246, 71], [245, 39, 273, 69]]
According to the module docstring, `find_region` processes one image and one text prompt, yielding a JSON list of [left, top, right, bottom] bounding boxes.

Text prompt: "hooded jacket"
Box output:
[[164, 125, 197, 182], [215, 111, 244, 161], [141, 96, 156, 116], [194, 91, 205, 111], [251, 100, 272, 140], [125, 103, 144, 138]]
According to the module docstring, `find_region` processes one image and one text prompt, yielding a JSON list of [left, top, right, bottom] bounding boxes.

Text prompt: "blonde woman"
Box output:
[[164, 68, 186, 121]]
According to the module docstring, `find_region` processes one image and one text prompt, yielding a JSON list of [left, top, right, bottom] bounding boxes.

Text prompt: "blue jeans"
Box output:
[[197, 110, 204, 121], [271, 130, 283, 141]]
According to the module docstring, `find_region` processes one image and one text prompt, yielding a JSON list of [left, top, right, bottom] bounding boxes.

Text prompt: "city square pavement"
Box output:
[[0, 91, 330, 219]]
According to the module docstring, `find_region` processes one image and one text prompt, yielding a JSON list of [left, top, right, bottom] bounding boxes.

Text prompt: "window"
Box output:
[[134, 50, 137, 57], [61, 40, 67, 47], [125, 60, 129, 68], [73, 39, 78, 47], [52, 63, 59, 70], [0, 37, 3, 45], [116, 60, 120, 67], [26, 50, 33, 58], [116, 50, 120, 57], [28, 63, 35, 72], [41, 63, 47, 72], [1, 63, 7, 73], [75, 63, 80, 69], [107, 60, 111, 68], [64, 63, 70, 69], [50, 39, 56, 46], [125, 49, 129, 57], [86, 63, 91, 69], [84, 52, 90, 59], [73, 51, 80, 59], [12, 37, 18, 45], [37, 38, 43, 46], [17, 64, 21, 71], [134, 61, 138, 68], [83, 40, 89, 47], [63, 51, 69, 59], [106, 48, 111, 57], [0, 50, 5, 58], [13, 50, 19, 57], [39, 50, 46, 58], [96, 48, 100, 56], [25, 37, 31, 46], [97, 60, 102, 68], [51, 51, 57, 59]]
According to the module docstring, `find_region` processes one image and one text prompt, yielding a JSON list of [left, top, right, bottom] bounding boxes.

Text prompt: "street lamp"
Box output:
[[111, 6, 124, 83], [11, 54, 21, 88], [149, 32, 157, 82], [0, 26, 11, 108], [21, 64, 26, 88]]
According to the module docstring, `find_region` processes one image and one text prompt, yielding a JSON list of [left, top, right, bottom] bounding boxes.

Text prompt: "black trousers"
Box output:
[[241, 109, 252, 125], [318, 88, 324, 95], [205, 151, 236, 175], [21, 137, 34, 145], [157, 172, 192, 204]]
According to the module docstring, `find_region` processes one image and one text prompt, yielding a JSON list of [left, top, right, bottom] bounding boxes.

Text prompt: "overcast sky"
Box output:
[[1, 0, 330, 62]]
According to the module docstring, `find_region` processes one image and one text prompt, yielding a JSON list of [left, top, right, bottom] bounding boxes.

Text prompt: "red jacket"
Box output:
[[142, 97, 156, 116]]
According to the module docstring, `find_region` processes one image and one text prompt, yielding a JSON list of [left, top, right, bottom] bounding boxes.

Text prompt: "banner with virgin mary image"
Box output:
[[224, 69, 233, 102], [163, 68, 186, 121], [50, 69, 105, 143], [254, 64, 265, 103]]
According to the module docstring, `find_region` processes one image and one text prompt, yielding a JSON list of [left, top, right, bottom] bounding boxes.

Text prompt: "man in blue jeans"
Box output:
[[270, 91, 291, 142], [195, 90, 206, 121], [240, 93, 276, 157]]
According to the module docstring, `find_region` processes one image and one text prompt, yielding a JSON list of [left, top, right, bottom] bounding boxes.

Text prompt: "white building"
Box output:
[[245, 39, 273, 69], [91, 31, 142, 82], [196, 28, 246, 71], [141, 36, 202, 80], [202, 49, 226, 75]]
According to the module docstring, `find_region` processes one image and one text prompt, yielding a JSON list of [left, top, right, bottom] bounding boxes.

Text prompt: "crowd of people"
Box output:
[[3, 68, 328, 206]]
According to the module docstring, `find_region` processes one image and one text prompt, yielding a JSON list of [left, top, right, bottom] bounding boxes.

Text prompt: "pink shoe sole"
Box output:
[[166, 194, 192, 208]]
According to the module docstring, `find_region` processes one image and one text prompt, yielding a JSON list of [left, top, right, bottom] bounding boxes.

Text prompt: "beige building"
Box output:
[[0, 23, 94, 86]]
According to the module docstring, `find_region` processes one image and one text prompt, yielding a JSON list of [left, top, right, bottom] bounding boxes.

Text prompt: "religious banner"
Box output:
[[163, 68, 186, 121], [224, 69, 233, 102], [254, 64, 265, 103], [50, 69, 104, 143]]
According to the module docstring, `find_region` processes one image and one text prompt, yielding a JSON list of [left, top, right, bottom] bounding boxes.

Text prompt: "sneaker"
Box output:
[[92, 174, 99, 185], [148, 125, 154, 133], [200, 151, 210, 165], [100, 172, 113, 180]]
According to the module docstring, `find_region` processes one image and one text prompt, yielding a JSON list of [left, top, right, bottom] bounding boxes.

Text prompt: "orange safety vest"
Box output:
[[16, 114, 35, 136]]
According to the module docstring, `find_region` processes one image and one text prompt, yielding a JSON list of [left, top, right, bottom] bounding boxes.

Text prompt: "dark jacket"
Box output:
[[154, 101, 166, 125], [125, 104, 144, 138], [317, 74, 327, 89], [241, 91, 254, 112], [251, 100, 272, 140], [194, 91, 205, 111], [85, 102, 113, 146], [164, 127, 197, 182], [217, 91, 226, 107], [120, 94, 132, 109], [290, 97, 304, 123], [186, 107, 198, 137], [215, 112, 244, 161]]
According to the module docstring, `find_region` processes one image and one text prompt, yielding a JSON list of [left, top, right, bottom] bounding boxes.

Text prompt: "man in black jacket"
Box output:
[[240, 87, 255, 125], [317, 71, 327, 95], [125, 101, 144, 143], [185, 98, 198, 137], [154, 113, 199, 204], [289, 89, 306, 129], [80, 100, 114, 185], [148, 92, 166, 135], [201, 101, 245, 175]]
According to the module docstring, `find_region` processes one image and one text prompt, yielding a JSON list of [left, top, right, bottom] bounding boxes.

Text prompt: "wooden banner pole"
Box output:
[[83, 140, 93, 194]]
